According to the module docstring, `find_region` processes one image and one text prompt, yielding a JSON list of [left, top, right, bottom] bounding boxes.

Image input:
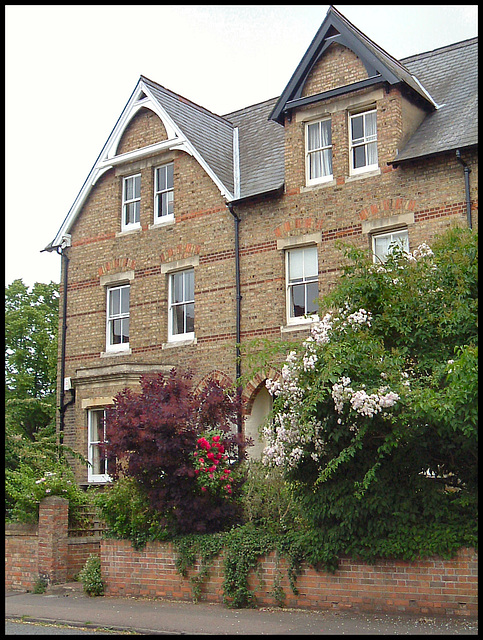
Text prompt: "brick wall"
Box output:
[[5, 523, 39, 591], [5, 498, 102, 591], [101, 539, 477, 617]]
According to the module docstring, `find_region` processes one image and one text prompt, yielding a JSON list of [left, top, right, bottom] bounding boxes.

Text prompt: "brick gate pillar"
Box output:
[[38, 496, 69, 585]]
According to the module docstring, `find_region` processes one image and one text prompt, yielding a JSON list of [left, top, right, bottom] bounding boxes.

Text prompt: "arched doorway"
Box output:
[[244, 384, 272, 459]]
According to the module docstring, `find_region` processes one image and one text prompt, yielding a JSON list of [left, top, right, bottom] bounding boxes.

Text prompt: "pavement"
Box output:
[[5, 583, 478, 635]]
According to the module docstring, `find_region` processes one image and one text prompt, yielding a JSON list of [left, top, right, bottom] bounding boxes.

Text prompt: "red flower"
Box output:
[[201, 486, 207, 492]]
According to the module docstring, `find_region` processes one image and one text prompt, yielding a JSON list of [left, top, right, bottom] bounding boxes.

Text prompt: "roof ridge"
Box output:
[[140, 74, 233, 127], [223, 96, 279, 119], [400, 37, 478, 63]]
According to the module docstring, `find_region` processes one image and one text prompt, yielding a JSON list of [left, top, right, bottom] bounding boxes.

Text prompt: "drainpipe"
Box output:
[[43, 235, 75, 447], [227, 202, 243, 436], [456, 150, 472, 230]]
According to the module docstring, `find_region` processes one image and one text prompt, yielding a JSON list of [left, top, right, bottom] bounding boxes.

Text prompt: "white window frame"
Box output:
[[305, 118, 333, 185], [168, 268, 195, 342], [372, 228, 409, 263], [349, 108, 378, 175], [285, 245, 319, 325], [106, 284, 130, 352], [121, 174, 141, 231], [87, 408, 111, 483], [154, 162, 174, 223]]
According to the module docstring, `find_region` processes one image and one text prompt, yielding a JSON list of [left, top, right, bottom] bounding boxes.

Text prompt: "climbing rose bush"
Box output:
[[260, 227, 477, 562]]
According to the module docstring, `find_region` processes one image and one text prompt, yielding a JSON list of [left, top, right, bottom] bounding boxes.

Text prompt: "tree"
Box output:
[[5, 279, 59, 439], [262, 226, 477, 566], [104, 370, 248, 535]]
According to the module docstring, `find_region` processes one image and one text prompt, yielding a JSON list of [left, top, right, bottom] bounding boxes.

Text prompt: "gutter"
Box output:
[[455, 150, 472, 230]]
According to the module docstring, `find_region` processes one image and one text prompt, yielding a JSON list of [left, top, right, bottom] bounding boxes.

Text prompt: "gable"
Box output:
[[270, 5, 437, 125], [116, 107, 168, 156], [302, 42, 369, 98]]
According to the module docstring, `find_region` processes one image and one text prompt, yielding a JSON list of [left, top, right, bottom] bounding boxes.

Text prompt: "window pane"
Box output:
[[125, 178, 133, 201], [166, 163, 174, 188], [167, 191, 174, 215], [306, 282, 319, 314], [351, 115, 364, 142], [353, 145, 366, 169], [91, 444, 102, 476], [307, 122, 320, 151], [185, 270, 194, 301], [320, 120, 331, 146], [90, 411, 101, 443], [321, 148, 332, 177], [109, 289, 120, 317], [291, 284, 306, 317], [365, 111, 377, 138], [173, 306, 184, 335], [120, 287, 130, 315], [173, 272, 183, 303], [304, 246, 318, 278], [288, 249, 304, 282], [112, 318, 122, 344], [185, 303, 195, 333], [134, 175, 140, 198], [309, 151, 322, 179], [157, 166, 166, 191], [121, 317, 129, 343], [366, 141, 378, 166]]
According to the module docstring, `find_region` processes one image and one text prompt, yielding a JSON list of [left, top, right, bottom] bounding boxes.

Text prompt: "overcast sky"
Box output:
[[5, 4, 478, 288]]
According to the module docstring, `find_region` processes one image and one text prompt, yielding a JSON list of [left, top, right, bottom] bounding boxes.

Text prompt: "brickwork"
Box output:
[[302, 43, 368, 97], [37, 496, 69, 585], [5, 498, 101, 591], [101, 539, 478, 617], [5, 523, 39, 591]]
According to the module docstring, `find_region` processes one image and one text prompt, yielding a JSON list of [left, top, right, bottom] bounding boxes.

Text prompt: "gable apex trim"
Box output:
[[269, 5, 436, 125], [46, 78, 235, 250]]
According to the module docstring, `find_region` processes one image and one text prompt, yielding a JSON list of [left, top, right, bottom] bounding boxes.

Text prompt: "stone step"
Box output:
[[46, 581, 84, 596]]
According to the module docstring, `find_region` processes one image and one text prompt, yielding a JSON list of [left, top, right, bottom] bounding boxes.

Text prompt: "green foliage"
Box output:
[[5, 421, 89, 526], [260, 226, 477, 564], [240, 460, 307, 534], [222, 525, 276, 608], [5, 280, 59, 438], [79, 555, 104, 596], [93, 476, 169, 551], [173, 532, 225, 603], [33, 576, 48, 594]]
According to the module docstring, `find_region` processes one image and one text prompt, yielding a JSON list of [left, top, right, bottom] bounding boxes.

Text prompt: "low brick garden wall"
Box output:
[[5, 497, 478, 617], [101, 538, 477, 617], [5, 496, 101, 591]]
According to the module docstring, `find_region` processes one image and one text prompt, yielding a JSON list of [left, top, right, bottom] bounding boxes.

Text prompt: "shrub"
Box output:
[[104, 370, 248, 535], [79, 554, 104, 597], [261, 227, 478, 565]]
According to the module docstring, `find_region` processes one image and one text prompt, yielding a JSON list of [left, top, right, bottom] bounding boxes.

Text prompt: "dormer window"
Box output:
[[154, 162, 174, 222], [306, 119, 333, 185], [122, 174, 141, 231], [349, 109, 378, 175]]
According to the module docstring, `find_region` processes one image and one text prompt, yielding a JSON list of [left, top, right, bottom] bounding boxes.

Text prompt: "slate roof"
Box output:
[[141, 76, 235, 194], [223, 98, 285, 200], [392, 38, 478, 163]]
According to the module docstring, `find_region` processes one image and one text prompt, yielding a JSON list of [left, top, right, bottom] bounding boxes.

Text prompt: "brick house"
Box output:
[[45, 6, 477, 484]]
